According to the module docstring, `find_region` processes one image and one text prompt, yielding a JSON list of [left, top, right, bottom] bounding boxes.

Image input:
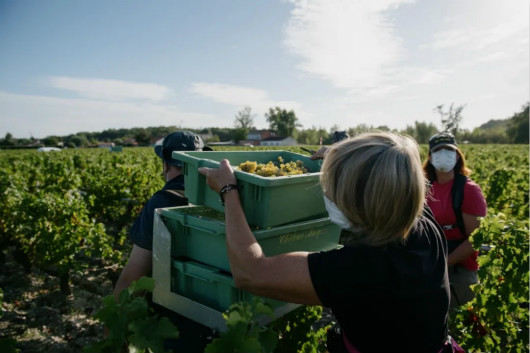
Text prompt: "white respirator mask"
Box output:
[[324, 195, 353, 230], [431, 149, 457, 172]]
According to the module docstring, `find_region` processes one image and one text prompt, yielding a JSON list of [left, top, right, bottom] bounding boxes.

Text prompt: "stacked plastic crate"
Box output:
[[152, 150, 341, 331]]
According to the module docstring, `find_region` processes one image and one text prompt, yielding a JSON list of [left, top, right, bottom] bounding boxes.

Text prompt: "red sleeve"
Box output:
[[462, 179, 487, 217]]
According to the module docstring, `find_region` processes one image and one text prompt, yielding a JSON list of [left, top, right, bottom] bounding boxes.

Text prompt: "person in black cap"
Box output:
[[113, 131, 213, 351], [332, 130, 349, 144], [423, 132, 487, 308]]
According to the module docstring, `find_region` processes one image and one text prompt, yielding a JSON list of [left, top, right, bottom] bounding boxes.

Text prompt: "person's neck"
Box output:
[[435, 169, 455, 184], [165, 170, 182, 182]]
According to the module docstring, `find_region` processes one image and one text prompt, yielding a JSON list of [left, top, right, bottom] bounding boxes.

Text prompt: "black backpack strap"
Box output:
[[451, 173, 467, 236], [162, 189, 189, 206], [165, 189, 186, 198]]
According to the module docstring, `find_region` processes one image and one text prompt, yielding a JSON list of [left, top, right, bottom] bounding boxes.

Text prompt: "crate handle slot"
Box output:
[[185, 272, 214, 283], [185, 223, 222, 235]]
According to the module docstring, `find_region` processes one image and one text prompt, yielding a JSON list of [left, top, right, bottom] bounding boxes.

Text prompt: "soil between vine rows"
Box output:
[[0, 247, 335, 353], [0, 247, 119, 353]]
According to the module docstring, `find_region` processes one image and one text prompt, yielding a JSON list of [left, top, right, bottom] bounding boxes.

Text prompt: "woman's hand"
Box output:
[[198, 159, 237, 193], [309, 146, 330, 160]]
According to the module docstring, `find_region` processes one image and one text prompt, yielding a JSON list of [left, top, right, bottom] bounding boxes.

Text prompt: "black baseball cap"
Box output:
[[429, 132, 457, 152], [154, 131, 205, 167]]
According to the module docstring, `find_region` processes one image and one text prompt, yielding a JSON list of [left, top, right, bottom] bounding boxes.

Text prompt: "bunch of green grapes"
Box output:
[[238, 156, 308, 177]]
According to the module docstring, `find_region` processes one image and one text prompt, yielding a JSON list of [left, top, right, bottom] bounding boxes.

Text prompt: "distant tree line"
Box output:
[[1, 102, 527, 149]]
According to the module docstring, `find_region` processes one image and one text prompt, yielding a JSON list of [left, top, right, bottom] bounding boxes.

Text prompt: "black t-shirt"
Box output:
[[130, 175, 188, 250], [308, 207, 449, 353]]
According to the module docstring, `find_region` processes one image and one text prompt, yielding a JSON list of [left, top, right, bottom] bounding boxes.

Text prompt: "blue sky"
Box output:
[[0, 0, 527, 139]]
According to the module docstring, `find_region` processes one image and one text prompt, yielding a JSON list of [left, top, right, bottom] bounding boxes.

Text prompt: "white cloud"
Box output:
[[280, 0, 527, 130], [190, 83, 270, 106], [0, 91, 217, 139], [428, 22, 528, 53], [284, 0, 414, 90], [423, 0, 528, 67], [189, 82, 307, 127], [48, 76, 173, 101]]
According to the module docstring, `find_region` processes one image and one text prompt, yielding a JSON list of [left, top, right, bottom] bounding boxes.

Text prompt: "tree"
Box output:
[[134, 129, 151, 146], [506, 103, 529, 143], [70, 134, 89, 147], [232, 106, 255, 144], [347, 124, 372, 137], [265, 107, 301, 137], [404, 121, 439, 144], [435, 103, 465, 136], [43, 136, 59, 147], [234, 106, 255, 130], [294, 127, 319, 145], [0, 133, 15, 146], [232, 128, 248, 144]]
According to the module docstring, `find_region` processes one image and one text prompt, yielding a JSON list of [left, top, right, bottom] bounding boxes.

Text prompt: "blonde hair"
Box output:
[[320, 131, 426, 246]]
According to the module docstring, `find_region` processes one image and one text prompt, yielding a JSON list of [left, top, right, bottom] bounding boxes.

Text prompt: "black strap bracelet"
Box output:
[[219, 184, 242, 205]]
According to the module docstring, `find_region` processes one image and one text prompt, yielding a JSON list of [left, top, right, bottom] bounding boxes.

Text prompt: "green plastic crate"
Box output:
[[171, 258, 284, 313], [172, 150, 326, 227], [161, 205, 341, 273]]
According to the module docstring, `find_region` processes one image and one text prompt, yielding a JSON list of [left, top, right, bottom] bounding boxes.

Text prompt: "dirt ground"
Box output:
[[0, 247, 120, 353], [0, 247, 335, 353]]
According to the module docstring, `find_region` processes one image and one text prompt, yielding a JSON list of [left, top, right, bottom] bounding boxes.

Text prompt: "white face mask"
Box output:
[[324, 195, 352, 230], [431, 149, 457, 172]]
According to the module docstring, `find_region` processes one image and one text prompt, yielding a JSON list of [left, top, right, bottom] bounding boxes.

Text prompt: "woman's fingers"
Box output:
[[309, 146, 330, 160]]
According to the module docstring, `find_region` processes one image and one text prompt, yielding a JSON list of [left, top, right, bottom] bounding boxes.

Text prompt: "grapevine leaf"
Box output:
[[129, 276, 155, 294], [259, 328, 278, 353], [238, 337, 262, 352], [225, 311, 244, 327], [128, 316, 179, 353], [254, 301, 275, 319]]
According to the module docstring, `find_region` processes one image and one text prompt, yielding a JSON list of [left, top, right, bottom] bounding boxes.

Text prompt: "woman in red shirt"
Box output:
[[423, 132, 487, 308]]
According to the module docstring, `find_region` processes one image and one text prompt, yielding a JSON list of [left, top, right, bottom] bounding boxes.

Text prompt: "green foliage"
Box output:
[[506, 103, 529, 143], [294, 128, 329, 145], [43, 135, 60, 147], [11, 189, 113, 292], [271, 306, 330, 353], [449, 214, 529, 353], [205, 299, 278, 353], [404, 121, 439, 144], [0, 148, 163, 291], [232, 128, 249, 143], [1, 144, 528, 353], [84, 277, 179, 353], [265, 107, 301, 137], [0, 132, 16, 147], [444, 144, 529, 352], [2, 101, 528, 147], [134, 129, 152, 146]]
